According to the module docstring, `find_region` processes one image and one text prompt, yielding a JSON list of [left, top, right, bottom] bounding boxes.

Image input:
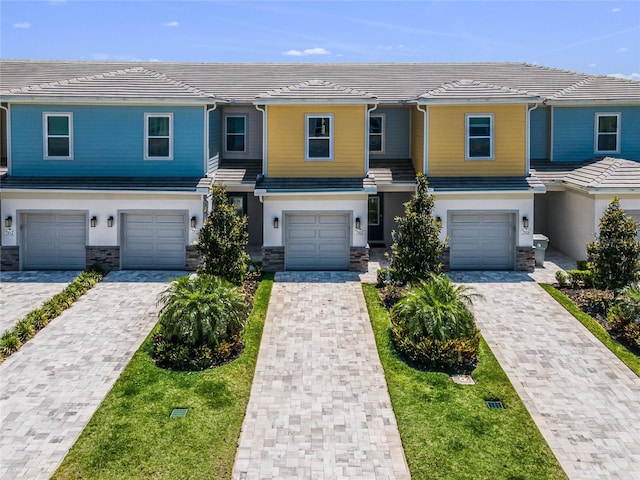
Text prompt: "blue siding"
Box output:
[[552, 106, 640, 162], [530, 106, 549, 160], [370, 107, 410, 159], [208, 108, 221, 173], [11, 104, 205, 177]]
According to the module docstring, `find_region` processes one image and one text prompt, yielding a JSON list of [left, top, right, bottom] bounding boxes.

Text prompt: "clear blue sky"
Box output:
[[2, 1, 639, 80]]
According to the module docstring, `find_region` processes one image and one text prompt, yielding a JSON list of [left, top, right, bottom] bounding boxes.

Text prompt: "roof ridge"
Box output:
[[550, 76, 597, 99], [259, 79, 375, 98], [4, 67, 145, 94], [137, 68, 215, 98], [585, 156, 623, 187]]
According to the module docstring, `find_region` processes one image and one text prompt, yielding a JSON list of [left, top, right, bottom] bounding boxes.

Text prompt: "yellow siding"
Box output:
[[428, 105, 526, 176], [267, 105, 365, 177], [410, 107, 424, 174]]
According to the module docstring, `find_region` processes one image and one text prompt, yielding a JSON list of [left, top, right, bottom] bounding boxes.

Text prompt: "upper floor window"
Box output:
[[466, 114, 493, 160], [225, 115, 246, 152], [369, 114, 384, 153], [145, 113, 173, 160], [595, 113, 620, 154], [306, 114, 333, 160], [44, 113, 73, 159]]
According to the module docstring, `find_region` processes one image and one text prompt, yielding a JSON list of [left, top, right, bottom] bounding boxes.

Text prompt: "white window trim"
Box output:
[[224, 115, 247, 153], [369, 113, 385, 154], [594, 112, 620, 154], [144, 112, 173, 160], [465, 113, 494, 161], [43, 112, 73, 160], [305, 113, 334, 161]]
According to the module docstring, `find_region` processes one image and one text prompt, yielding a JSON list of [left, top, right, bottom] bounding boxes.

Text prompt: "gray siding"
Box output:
[[221, 106, 263, 160], [370, 107, 411, 159], [530, 106, 550, 160]]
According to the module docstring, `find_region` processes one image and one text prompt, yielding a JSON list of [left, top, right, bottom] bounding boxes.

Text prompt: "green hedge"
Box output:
[[0, 267, 106, 361]]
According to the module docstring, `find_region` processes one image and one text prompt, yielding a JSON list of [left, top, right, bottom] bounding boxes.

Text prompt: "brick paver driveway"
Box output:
[[450, 271, 640, 480], [0, 271, 80, 333], [0, 270, 184, 480], [233, 271, 410, 480]]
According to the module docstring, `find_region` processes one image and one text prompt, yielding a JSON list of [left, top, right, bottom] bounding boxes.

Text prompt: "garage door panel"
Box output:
[[285, 213, 350, 270], [122, 212, 186, 269], [449, 212, 515, 270], [23, 213, 87, 270]]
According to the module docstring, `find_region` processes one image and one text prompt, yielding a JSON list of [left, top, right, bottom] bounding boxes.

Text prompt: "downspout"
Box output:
[[204, 103, 218, 176], [365, 104, 378, 177], [254, 104, 267, 176], [526, 103, 538, 176], [1, 103, 11, 175], [416, 104, 429, 176]]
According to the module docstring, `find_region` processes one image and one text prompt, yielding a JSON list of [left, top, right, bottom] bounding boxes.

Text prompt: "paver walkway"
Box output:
[[233, 271, 410, 480], [0, 271, 80, 333], [449, 271, 640, 480], [0, 270, 183, 480]]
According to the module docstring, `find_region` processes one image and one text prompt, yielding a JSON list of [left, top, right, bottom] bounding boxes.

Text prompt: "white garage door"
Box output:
[[23, 213, 87, 270], [285, 213, 350, 270], [449, 212, 515, 270], [122, 212, 186, 269]]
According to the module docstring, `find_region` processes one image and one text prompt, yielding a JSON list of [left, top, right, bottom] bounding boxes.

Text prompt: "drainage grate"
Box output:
[[485, 400, 505, 409], [170, 408, 188, 418]]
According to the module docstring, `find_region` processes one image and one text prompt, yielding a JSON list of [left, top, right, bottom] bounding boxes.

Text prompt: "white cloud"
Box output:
[[13, 22, 31, 29], [284, 47, 330, 56], [617, 47, 629, 52], [163, 21, 179, 27], [91, 54, 140, 62], [588, 63, 597, 67], [608, 72, 640, 81], [612, 8, 621, 13]]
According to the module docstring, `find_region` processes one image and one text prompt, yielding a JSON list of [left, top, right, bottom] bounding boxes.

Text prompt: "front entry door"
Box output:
[[368, 194, 384, 245]]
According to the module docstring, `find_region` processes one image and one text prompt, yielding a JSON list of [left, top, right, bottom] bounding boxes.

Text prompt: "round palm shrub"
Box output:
[[607, 284, 640, 351], [390, 273, 481, 371], [152, 274, 248, 370]]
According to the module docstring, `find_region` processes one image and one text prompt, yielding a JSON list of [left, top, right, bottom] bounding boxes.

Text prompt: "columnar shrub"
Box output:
[[387, 173, 446, 285], [390, 273, 481, 370], [196, 184, 250, 285], [587, 198, 640, 291], [152, 274, 248, 370]]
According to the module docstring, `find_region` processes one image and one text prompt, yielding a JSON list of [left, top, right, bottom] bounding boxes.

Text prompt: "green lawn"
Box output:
[[362, 284, 567, 480], [53, 274, 274, 480], [540, 283, 640, 377]]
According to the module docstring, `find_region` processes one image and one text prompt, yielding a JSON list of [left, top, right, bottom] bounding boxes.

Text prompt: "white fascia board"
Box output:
[[253, 98, 378, 106], [414, 97, 542, 105], [253, 188, 376, 197], [588, 187, 640, 195], [1, 96, 224, 106], [0, 187, 205, 195], [375, 184, 417, 192], [427, 188, 540, 195], [543, 99, 640, 106]]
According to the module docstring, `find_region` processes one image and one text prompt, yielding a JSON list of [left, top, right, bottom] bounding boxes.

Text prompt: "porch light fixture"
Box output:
[[273, 217, 279, 229], [355, 217, 361, 230], [107, 216, 114, 228], [436, 216, 442, 224], [5, 216, 12, 228], [190, 216, 197, 228], [522, 216, 529, 229], [90, 216, 97, 228]]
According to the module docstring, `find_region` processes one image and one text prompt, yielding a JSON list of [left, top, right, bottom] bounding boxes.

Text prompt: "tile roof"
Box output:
[[368, 159, 417, 185], [212, 159, 262, 187], [255, 176, 376, 193], [1, 67, 218, 102], [426, 176, 544, 192], [1, 60, 638, 103], [531, 157, 640, 190], [256, 80, 376, 102], [418, 80, 541, 103]]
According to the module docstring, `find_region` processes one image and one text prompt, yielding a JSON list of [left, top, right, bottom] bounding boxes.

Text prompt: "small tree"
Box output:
[[387, 173, 446, 284], [196, 184, 249, 284], [587, 197, 640, 291]]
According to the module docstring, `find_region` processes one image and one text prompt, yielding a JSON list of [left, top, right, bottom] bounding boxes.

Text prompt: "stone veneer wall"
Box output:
[[1, 246, 20, 271], [86, 246, 120, 271], [349, 247, 369, 272], [185, 245, 202, 271], [516, 246, 535, 272], [262, 247, 285, 272]]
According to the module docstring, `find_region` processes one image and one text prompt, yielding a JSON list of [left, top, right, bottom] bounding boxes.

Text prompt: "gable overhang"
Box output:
[[0, 95, 225, 106], [252, 98, 378, 106], [413, 97, 542, 105], [254, 186, 377, 197], [543, 99, 640, 106]]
